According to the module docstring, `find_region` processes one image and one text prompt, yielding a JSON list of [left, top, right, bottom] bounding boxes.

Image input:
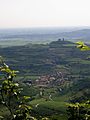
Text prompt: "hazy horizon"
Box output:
[[0, 26, 90, 30]]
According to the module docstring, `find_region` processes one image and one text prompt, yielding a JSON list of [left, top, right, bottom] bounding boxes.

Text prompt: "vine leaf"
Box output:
[[76, 41, 90, 51]]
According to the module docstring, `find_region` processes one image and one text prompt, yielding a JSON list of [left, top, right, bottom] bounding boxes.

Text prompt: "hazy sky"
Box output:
[[0, 0, 90, 28]]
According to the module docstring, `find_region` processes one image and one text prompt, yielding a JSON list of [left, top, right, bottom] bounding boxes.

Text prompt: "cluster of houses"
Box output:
[[35, 72, 65, 87], [23, 72, 66, 87]]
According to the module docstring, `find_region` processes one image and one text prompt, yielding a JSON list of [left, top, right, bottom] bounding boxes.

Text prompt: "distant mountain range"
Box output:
[[0, 28, 90, 43]]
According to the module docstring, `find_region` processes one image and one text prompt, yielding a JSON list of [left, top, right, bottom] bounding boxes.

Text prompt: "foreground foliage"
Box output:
[[67, 101, 90, 120], [67, 42, 90, 120], [0, 57, 36, 120]]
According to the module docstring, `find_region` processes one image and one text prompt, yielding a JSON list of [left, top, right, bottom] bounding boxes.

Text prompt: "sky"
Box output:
[[0, 0, 90, 28]]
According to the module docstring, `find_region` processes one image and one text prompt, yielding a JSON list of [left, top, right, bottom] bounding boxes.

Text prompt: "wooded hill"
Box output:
[[0, 39, 90, 76], [0, 40, 90, 97], [0, 40, 90, 119]]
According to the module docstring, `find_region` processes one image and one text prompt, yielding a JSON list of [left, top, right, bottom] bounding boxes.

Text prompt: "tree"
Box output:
[[0, 56, 36, 120], [67, 41, 90, 120], [76, 41, 90, 51], [67, 101, 90, 120]]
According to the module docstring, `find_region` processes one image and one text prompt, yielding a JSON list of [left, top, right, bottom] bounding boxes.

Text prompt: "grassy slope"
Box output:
[[30, 97, 68, 120]]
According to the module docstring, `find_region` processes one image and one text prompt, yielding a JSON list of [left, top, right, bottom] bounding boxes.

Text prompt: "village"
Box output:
[[23, 71, 68, 88]]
